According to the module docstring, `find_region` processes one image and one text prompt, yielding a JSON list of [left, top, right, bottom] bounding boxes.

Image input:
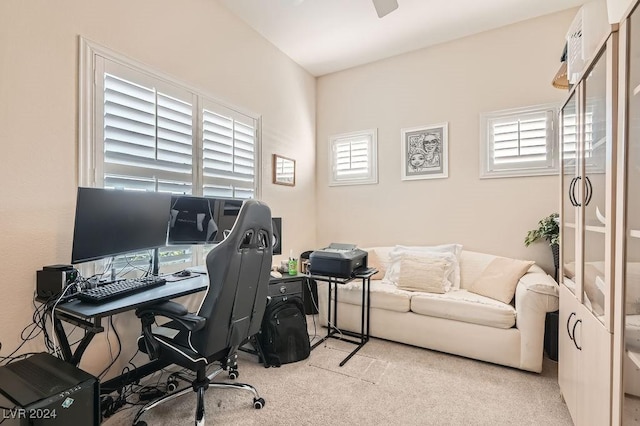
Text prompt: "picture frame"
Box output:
[[400, 122, 448, 180], [272, 154, 296, 186]]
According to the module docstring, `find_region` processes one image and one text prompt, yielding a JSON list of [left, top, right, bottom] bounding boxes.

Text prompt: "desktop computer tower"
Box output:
[[0, 352, 99, 425]]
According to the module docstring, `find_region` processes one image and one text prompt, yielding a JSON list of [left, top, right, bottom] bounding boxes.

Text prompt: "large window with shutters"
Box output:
[[329, 129, 378, 186], [79, 38, 260, 269], [480, 104, 559, 178]]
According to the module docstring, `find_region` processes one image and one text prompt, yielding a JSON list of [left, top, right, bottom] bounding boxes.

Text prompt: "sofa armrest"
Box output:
[[515, 272, 559, 372]]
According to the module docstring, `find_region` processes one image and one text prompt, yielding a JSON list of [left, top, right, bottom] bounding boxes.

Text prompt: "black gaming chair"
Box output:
[[133, 199, 273, 426]]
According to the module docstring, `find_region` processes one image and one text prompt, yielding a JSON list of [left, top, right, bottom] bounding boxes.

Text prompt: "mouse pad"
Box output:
[[163, 275, 191, 283]]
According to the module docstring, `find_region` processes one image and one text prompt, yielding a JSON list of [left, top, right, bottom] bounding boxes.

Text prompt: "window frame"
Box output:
[[479, 103, 560, 179], [78, 37, 262, 195], [78, 37, 262, 271], [328, 128, 378, 186]]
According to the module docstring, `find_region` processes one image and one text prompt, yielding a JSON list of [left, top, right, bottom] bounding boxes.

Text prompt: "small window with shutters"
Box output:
[[480, 104, 559, 178], [329, 129, 378, 186]]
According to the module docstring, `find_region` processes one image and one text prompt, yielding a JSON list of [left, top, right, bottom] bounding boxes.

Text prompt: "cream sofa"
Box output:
[[317, 247, 559, 373]]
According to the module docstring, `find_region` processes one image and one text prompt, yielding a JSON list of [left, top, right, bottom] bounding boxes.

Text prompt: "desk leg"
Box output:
[[365, 277, 371, 341], [332, 277, 338, 332], [70, 331, 97, 366], [52, 316, 73, 362], [310, 276, 371, 366], [360, 277, 366, 343], [336, 277, 371, 367], [311, 279, 334, 350], [52, 313, 102, 366]]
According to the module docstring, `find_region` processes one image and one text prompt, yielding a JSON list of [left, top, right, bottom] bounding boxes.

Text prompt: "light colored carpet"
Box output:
[[105, 319, 572, 426], [307, 342, 389, 384]]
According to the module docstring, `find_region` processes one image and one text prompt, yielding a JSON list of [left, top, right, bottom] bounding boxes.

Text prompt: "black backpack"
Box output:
[[257, 297, 310, 367]]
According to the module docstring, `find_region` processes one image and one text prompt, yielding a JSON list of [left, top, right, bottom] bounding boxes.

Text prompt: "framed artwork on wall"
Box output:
[[400, 122, 448, 180], [272, 154, 296, 186]]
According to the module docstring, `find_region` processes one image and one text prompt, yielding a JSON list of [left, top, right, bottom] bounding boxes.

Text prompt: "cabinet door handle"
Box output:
[[584, 176, 593, 206], [566, 312, 576, 341], [572, 319, 582, 350], [574, 176, 582, 207], [569, 177, 577, 207]]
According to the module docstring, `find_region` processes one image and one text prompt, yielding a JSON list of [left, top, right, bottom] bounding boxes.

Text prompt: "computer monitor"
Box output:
[[71, 187, 172, 264], [174, 197, 281, 254], [271, 217, 282, 255], [168, 195, 218, 245]]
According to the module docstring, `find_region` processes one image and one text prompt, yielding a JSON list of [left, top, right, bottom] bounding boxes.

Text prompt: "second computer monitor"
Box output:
[[168, 195, 218, 245], [167, 195, 282, 254]]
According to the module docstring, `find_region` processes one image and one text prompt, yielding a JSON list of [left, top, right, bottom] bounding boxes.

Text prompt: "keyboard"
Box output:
[[78, 276, 167, 304]]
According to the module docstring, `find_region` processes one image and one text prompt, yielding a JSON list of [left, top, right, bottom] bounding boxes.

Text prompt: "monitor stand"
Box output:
[[152, 248, 160, 276]]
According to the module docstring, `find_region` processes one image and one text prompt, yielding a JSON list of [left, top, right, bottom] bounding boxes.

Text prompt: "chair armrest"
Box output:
[[136, 300, 206, 332], [515, 272, 559, 372]]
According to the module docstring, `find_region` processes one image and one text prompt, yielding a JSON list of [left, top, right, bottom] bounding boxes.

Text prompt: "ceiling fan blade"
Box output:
[[372, 0, 399, 18]]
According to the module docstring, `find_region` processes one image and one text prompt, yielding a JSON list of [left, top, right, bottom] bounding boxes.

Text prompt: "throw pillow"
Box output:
[[367, 250, 386, 280], [385, 250, 457, 291], [396, 254, 452, 293], [384, 244, 462, 289], [468, 257, 534, 304]]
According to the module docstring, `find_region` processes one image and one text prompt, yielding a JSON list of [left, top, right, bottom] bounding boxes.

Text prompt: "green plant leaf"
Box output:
[[524, 213, 559, 248]]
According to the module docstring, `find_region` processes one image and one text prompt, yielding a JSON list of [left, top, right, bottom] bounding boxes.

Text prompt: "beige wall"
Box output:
[[316, 9, 578, 276], [608, 0, 636, 21], [0, 0, 316, 375]]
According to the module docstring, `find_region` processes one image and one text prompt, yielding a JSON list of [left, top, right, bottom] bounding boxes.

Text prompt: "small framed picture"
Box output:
[[400, 122, 448, 180], [272, 154, 296, 186]]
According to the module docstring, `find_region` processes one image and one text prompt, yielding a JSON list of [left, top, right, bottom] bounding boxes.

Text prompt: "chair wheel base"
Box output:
[[253, 397, 265, 409]]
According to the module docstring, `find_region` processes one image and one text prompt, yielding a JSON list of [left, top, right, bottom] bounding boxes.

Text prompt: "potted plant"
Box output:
[[524, 213, 560, 279]]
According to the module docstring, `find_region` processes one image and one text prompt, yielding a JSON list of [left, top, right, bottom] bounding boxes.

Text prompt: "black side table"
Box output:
[[309, 269, 376, 366]]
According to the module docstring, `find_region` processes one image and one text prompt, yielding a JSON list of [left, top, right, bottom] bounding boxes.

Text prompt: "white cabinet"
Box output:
[[561, 1, 640, 423], [559, 25, 618, 426], [559, 285, 613, 425], [560, 27, 617, 332]]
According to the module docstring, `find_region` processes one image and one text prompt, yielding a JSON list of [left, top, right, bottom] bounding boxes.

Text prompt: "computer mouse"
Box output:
[[174, 270, 191, 277]]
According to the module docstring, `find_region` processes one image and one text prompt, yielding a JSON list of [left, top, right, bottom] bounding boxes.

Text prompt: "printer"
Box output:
[[308, 243, 368, 278]]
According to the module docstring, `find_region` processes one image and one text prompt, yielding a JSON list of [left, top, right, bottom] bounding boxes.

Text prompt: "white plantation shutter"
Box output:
[[202, 104, 256, 199], [329, 129, 378, 186], [490, 111, 551, 167], [102, 70, 195, 193], [480, 105, 559, 178]]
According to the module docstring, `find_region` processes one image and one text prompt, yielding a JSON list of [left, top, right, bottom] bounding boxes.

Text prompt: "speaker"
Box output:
[[0, 353, 99, 425], [271, 217, 282, 255], [36, 265, 78, 299], [544, 310, 559, 361]]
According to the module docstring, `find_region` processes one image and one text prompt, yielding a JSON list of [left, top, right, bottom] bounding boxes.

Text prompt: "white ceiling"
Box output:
[[219, 0, 587, 76]]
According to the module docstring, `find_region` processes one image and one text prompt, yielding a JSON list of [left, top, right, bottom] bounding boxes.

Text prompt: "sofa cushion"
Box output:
[[332, 280, 411, 312], [468, 257, 534, 304], [458, 250, 545, 289], [458, 251, 498, 289], [367, 249, 386, 280], [410, 289, 516, 329], [396, 254, 452, 293]]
